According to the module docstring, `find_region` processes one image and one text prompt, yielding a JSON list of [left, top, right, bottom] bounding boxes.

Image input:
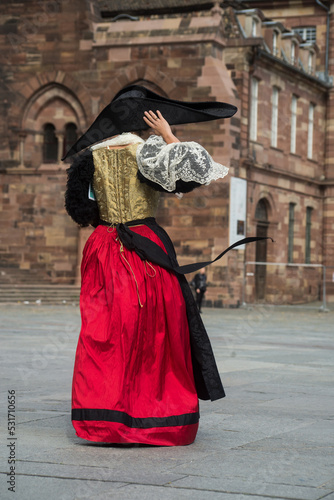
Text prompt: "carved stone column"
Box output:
[[18, 132, 27, 167], [56, 133, 64, 163]]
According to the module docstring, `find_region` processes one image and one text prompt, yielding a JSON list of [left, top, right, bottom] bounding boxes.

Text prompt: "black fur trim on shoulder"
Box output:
[[64, 150, 100, 227], [137, 170, 201, 194]]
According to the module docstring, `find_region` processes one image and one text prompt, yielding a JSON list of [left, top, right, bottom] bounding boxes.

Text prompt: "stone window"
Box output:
[[271, 86, 279, 148], [63, 123, 78, 158], [249, 77, 258, 142], [272, 30, 279, 56], [308, 50, 314, 74], [293, 26, 316, 43], [43, 123, 58, 163], [305, 207, 313, 264], [290, 95, 298, 154], [308, 103, 315, 159], [288, 202, 296, 263], [252, 17, 259, 37], [291, 41, 296, 64]]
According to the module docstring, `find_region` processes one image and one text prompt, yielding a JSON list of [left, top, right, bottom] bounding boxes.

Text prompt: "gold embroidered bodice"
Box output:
[[92, 143, 160, 224]]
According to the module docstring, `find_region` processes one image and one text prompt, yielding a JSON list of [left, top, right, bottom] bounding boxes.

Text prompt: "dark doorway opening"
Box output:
[[255, 199, 269, 300], [43, 123, 58, 163]]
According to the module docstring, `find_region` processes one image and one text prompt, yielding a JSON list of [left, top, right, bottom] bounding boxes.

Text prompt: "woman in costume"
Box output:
[[64, 85, 237, 446], [191, 268, 207, 313]]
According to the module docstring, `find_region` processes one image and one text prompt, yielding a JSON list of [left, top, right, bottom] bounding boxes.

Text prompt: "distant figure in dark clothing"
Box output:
[[191, 268, 207, 313]]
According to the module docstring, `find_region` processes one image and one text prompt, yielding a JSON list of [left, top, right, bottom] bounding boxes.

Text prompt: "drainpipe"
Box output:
[[315, 0, 330, 82]]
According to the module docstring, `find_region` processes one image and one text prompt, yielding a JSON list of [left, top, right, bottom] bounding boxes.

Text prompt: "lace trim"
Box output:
[[136, 135, 228, 192], [90, 133, 144, 151]]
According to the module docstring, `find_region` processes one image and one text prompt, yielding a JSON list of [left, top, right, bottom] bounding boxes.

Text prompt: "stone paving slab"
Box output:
[[16, 461, 189, 487], [2, 476, 127, 500], [0, 304, 333, 500], [169, 447, 334, 487], [170, 477, 333, 500]]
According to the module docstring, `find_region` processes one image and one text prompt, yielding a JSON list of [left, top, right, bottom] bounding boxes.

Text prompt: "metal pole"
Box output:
[[242, 261, 247, 306], [320, 265, 328, 312]]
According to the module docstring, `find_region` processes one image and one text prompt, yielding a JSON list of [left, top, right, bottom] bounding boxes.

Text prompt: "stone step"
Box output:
[[0, 269, 74, 285], [0, 285, 80, 289], [0, 291, 78, 294], [0, 285, 80, 304]]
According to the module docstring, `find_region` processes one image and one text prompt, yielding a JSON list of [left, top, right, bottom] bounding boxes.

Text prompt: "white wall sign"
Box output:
[[229, 177, 247, 249]]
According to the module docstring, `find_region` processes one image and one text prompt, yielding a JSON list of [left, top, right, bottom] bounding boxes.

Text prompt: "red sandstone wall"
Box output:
[[0, 168, 78, 284], [0, 0, 333, 305]]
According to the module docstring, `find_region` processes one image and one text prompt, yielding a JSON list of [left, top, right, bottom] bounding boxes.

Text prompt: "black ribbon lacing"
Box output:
[[99, 218, 274, 275]]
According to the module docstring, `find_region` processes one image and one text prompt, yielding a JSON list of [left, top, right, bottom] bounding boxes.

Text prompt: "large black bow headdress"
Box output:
[[62, 85, 237, 160]]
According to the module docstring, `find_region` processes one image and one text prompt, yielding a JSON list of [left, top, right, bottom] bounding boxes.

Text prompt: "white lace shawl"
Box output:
[[136, 135, 228, 192]]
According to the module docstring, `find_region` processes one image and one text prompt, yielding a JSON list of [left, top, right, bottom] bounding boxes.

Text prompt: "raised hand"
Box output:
[[143, 110, 180, 144]]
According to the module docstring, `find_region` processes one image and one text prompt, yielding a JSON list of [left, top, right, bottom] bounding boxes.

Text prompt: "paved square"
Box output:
[[0, 304, 333, 500]]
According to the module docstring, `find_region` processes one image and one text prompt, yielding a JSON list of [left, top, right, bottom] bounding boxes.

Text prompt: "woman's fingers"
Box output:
[[143, 111, 157, 125], [144, 111, 156, 119], [143, 110, 163, 122], [156, 110, 170, 127], [143, 114, 160, 135], [143, 110, 169, 135], [143, 109, 177, 142], [151, 110, 165, 122]]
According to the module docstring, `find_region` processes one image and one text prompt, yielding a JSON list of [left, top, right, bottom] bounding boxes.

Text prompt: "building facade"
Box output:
[[0, 0, 333, 305]]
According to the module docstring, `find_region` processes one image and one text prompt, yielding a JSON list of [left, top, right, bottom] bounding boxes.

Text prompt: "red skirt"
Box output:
[[71, 225, 199, 446]]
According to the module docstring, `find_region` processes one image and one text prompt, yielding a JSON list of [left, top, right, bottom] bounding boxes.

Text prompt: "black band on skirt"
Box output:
[[72, 408, 199, 428]]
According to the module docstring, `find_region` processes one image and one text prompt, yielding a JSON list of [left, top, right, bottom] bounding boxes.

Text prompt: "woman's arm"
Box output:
[[137, 109, 228, 194]]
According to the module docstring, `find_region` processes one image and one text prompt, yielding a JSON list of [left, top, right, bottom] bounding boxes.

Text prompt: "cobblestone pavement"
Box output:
[[0, 304, 333, 500]]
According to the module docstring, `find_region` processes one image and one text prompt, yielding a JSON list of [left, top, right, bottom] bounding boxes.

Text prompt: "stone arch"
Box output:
[[20, 82, 87, 167], [11, 70, 91, 116], [100, 64, 177, 106], [131, 79, 169, 97], [22, 83, 86, 133], [254, 191, 275, 220], [255, 197, 269, 222]]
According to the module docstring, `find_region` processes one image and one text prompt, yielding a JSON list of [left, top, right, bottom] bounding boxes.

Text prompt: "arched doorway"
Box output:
[[255, 199, 269, 300]]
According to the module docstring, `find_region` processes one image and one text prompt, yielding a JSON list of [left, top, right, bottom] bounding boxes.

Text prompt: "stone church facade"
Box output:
[[0, 0, 333, 305]]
